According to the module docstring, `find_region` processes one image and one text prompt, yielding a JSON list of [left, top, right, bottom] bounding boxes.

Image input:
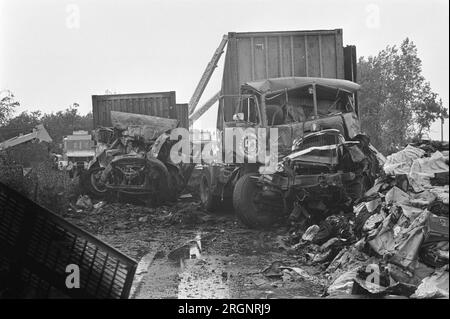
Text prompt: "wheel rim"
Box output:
[[91, 169, 107, 193], [251, 183, 283, 220]]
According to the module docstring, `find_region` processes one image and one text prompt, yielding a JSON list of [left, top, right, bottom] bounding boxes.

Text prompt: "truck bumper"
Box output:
[[268, 172, 356, 190]]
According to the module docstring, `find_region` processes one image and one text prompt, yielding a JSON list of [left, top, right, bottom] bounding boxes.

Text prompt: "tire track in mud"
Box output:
[[132, 233, 234, 299], [132, 230, 326, 299], [63, 200, 326, 299]]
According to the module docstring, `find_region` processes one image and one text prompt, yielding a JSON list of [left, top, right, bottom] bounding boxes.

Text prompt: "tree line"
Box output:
[[358, 38, 448, 154], [0, 100, 93, 153]]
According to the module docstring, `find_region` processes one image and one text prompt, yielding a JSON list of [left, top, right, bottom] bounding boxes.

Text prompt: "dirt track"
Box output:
[[62, 198, 327, 299]]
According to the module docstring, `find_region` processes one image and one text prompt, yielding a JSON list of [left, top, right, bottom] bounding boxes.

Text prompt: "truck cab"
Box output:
[[200, 77, 379, 228], [63, 130, 95, 177], [222, 76, 361, 162], [192, 30, 362, 228]]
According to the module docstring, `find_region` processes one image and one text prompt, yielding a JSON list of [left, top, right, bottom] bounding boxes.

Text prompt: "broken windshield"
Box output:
[[233, 94, 260, 125], [265, 85, 355, 126]]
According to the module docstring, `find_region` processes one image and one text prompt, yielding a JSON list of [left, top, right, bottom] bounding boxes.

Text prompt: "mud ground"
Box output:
[[62, 197, 328, 299]]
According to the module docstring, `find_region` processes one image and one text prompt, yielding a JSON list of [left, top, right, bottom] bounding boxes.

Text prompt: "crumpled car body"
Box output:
[[256, 129, 381, 224], [81, 113, 192, 202]]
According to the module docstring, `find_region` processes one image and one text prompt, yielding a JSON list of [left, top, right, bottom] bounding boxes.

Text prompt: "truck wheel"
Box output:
[[233, 173, 282, 229], [166, 165, 183, 202], [82, 166, 108, 198], [199, 168, 221, 212]]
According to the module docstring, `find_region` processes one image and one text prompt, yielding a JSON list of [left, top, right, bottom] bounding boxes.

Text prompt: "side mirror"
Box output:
[[233, 113, 245, 121]]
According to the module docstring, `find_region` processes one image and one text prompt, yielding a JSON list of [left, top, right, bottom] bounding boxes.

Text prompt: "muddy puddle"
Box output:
[[131, 231, 326, 299]]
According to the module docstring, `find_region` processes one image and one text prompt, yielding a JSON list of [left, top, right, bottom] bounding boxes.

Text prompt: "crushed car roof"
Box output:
[[242, 77, 361, 95]]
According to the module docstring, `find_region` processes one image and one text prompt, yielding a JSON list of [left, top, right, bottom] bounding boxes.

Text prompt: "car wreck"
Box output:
[[81, 111, 193, 204]]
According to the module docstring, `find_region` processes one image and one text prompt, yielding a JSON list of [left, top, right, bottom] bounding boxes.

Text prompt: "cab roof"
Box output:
[[242, 77, 360, 95]]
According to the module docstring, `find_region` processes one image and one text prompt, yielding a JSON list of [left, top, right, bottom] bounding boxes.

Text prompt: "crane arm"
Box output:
[[189, 91, 220, 125], [188, 35, 228, 115]]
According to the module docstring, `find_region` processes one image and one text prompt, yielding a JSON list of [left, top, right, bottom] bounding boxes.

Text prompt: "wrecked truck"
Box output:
[[200, 77, 382, 228], [238, 129, 381, 229], [80, 111, 193, 203]]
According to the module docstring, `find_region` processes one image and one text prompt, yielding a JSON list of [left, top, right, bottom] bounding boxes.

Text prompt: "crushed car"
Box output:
[[80, 111, 194, 204]]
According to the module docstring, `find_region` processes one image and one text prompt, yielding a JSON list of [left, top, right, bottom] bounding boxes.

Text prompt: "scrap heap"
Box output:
[[284, 140, 449, 298]]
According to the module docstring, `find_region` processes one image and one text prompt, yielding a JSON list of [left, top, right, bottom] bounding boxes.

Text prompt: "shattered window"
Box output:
[[237, 96, 259, 124], [65, 140, 93, 151], [265, 86, 355, 123]]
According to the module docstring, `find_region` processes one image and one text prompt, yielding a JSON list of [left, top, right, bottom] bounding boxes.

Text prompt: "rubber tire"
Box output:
[[144, 158, 172, 204], [82, 166, 109, 199], [199, 168, 221, 212], [233, 173, 280, 229], [166, 164, 183, 202]]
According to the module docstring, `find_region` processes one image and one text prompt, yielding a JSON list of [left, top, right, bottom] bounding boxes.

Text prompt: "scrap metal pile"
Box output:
[[81, 111, 193, 204], [280, 140, 449, 298]]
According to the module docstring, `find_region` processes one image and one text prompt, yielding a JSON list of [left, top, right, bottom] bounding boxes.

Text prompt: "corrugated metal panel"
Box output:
[[92, 91, 189, 128], [175, 103, 189, 129], [219, 29, 348, 126], [344, 45, 359, 115], [0, 181, 137, 299]]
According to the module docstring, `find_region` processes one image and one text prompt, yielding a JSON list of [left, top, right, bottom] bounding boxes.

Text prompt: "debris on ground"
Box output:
[[278, 141, 449, 298], [76, 194, 93, 210], [179, 193, 193, 199], [56, 139, 448, 299], [411, 267, 449, 299], [301, 225, 320, 242], [93, 201, 106, 209]]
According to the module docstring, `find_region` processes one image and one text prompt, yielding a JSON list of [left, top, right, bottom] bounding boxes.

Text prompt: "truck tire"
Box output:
[[81, 166, 109, 198], [144, 158, 172, 204], [166, 164, 183, 202], [233, 173, 282, 229], [199, 168, 221, 212]]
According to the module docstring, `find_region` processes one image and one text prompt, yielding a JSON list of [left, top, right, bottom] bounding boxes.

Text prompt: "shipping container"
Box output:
[[92, 91, 188, 129], [218, 29, 357, 126], [175, 103, 189, 129]]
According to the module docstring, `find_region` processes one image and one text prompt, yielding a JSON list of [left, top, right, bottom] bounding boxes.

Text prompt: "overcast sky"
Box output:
[[0, 0, 448, 140]]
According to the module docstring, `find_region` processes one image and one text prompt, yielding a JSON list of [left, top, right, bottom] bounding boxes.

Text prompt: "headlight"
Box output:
[[259, 165, 274, 175], [258, 162, 283, 175], [276, 162, 285, 173], [311, 122, 320, 132]]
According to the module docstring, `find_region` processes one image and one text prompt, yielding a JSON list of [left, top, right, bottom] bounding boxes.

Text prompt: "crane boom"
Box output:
[[189, 91, 220, 124], [188, 35, 228, 115]]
